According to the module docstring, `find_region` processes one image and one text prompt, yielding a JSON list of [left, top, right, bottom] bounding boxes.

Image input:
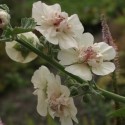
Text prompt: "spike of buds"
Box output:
[[101, 14, 120, 76]]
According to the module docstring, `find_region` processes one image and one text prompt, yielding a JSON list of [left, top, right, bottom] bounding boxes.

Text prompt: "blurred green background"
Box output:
[[0, 0, 125, 125]]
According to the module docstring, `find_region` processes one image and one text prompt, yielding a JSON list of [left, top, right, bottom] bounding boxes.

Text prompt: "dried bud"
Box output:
[[0, 9, 10, 28]]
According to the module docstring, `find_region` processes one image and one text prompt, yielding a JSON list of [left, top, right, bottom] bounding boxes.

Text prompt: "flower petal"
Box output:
[[69, 98, 78, 123], [59, 34, 78, 49], [61, 85, 70, 97], [34, 89, 47, 116], [92, 62, 115, 75], [60, 116, 73, 125], [58, 49, 78, 65], [96, 42, 116, 60], [68, 14, 84, 37], [78, 33, 94, 47], [65, 64, 92, 81], [31, 66, 50, 89], [32, 1, 61, 25]]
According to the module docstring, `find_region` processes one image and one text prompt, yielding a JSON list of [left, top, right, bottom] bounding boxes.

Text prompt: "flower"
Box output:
[[31, 66, 78, 125], [0, 9, 10, 28], [58, 33, 116, 81], [5, 32, 39, 63], [32, 1, 84, 49]]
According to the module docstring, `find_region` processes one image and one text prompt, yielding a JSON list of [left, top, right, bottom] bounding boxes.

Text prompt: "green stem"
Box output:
[[0, 38, 12, 42], [98, 87, 125, 103], [17, 38, 86, 84], [16, 38, 125, 103]]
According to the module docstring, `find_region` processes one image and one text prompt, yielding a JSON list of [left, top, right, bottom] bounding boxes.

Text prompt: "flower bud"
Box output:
[[70, 86, 79, 96], [0, 9, 10, 28], [82, 94, 92, 103]]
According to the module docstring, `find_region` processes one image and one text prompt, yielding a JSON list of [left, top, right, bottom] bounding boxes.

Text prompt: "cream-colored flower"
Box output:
[[32, 1, 84, 49], [31, 66, 78, 125], [5, 32, 39, 63], [58, 33, 116, 81], [0, 9, 10, 28]]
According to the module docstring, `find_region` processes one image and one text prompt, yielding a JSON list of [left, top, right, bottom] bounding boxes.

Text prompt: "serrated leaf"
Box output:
[[3, 18, 36, 37], [3, 27, 13, 37], [21, 17, 36, 29], [107, 107, 125, 118], [0, 4, 9, 13]]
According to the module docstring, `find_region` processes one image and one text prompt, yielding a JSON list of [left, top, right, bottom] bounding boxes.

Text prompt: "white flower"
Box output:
[[32, 1, 84, 49], [5, 32, 39, 63], [0, 9, 10, 28], [31, 66, 78, 125], [58, 33, 116, 81]]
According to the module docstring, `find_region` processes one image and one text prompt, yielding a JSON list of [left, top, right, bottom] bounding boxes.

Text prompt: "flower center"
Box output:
[[53, 13, 65, 27], [49, 93, 69, 115], [79, 46, 97, 63]]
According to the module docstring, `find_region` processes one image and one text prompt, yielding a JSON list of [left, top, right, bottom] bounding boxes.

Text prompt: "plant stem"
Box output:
[[16, 38, 125, 103], [0, 38, 12, 42], [17, 38, 86, 84], [112, 72, 121, 125], [98, 87, 125, 103]]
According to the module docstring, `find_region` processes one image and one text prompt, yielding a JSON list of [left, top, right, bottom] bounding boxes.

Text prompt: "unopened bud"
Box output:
[[0, 9, 10, 28], [82, 94, 92, 103], [70, 86, 78, 96]]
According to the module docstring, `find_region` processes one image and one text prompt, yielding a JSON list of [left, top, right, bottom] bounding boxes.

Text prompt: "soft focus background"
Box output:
[[0, 0, 125, 125]]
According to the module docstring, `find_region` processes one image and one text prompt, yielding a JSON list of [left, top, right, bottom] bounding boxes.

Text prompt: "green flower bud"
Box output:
[[70, 86, 79, 96]]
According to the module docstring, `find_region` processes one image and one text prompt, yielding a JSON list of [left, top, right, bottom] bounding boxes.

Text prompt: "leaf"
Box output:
[[0, 4, 9, 13], [21, 17, 36, 29], [3, 18, 36, 37], [107, 107, 125, 118]]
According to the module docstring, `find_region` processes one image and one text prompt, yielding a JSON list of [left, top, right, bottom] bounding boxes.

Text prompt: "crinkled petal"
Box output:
[[92, 62, 115, 75], [34, 89, 47, 116], [60, 116, 73, 125], [31, 66, 50, 89], [32, 1, 61, 25], [96, 42, 116, 60], [59, 34, 78, 49], [61, 85, 70, 97], [68, 14, 84, 37], [69, 98, 78, 123], [46, 36, 59, 45], [65, 64, 92, 81], [47, 74, 61, 98], [58, 49, 78, 65], [78, 33, 94, 47], [32, 1, 44, 25], [48, 107, 55, 119]]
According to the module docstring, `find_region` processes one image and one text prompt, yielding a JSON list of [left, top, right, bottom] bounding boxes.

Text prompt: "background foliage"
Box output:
[[0, 0, 125, 125]]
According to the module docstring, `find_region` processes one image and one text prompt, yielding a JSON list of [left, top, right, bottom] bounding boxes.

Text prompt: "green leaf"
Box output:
[[21, 17, 36, 29], [0, 4, 9, 13], [3, 18, 36, 37], [107, 107, 125, 118]]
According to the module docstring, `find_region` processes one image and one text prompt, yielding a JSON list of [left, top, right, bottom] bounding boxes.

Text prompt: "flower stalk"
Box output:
[[16, 37, 125, 103]]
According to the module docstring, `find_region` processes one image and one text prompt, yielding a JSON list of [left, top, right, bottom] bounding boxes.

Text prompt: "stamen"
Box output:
[[79, 47, 97, 63]]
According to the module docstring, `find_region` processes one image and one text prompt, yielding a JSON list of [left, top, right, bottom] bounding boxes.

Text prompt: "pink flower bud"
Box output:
[[0, 9, 10, 28]]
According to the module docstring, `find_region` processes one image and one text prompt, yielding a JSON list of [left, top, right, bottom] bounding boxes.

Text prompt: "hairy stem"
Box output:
[[16, 38, 125, 103]]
